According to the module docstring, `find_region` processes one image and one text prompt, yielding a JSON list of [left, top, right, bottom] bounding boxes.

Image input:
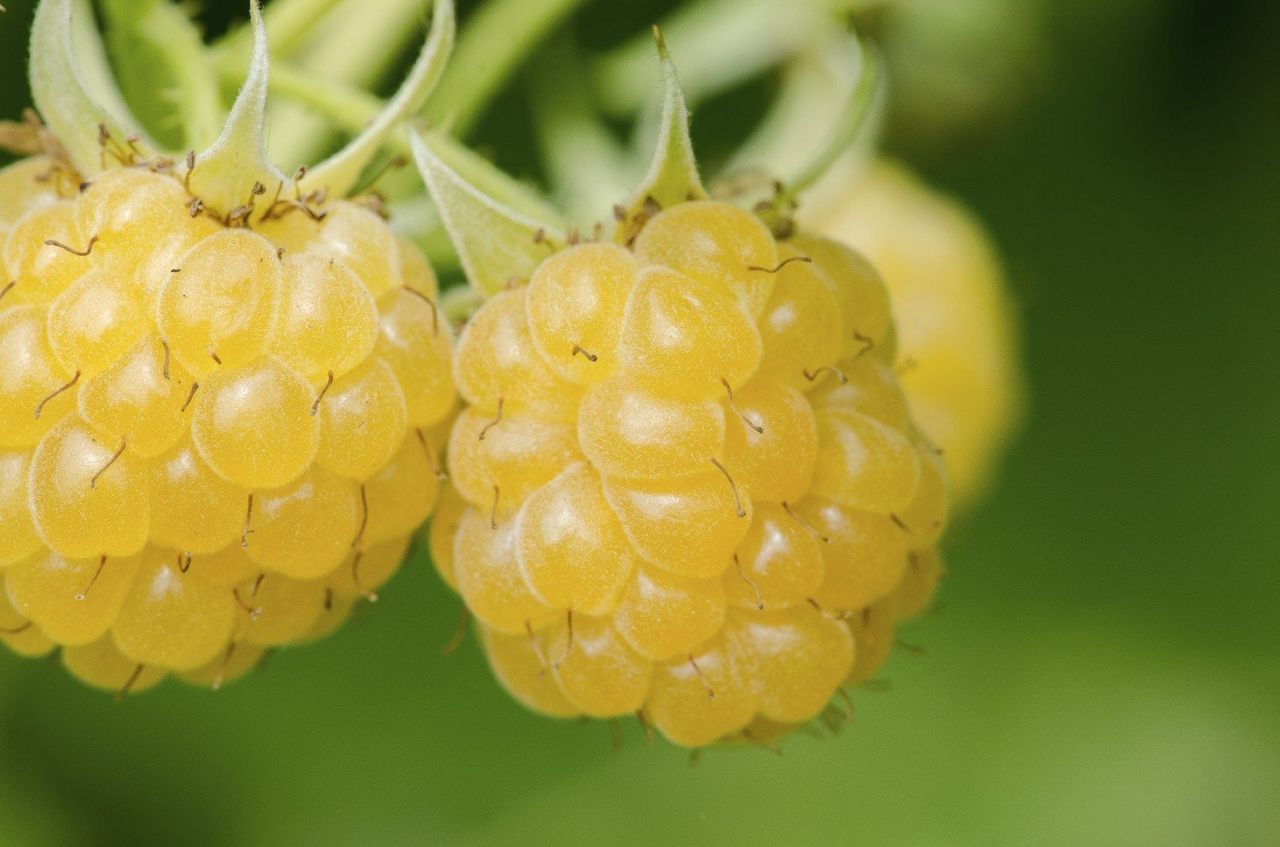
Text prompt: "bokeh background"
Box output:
[[2, 0, 1278, 844]]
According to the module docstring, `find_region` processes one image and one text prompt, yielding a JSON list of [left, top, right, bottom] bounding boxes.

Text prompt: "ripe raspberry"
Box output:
[[0, 156, 453, 692], [805, 160, 1022, 505], [430, 200, 948, 747]]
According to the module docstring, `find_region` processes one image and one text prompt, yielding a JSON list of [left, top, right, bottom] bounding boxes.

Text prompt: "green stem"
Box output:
[[424, 0, 590, 137]]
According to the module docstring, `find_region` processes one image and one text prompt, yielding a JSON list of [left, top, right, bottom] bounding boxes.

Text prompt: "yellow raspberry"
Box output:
[[431, 199, 949, 747], [0, 159, 453, 693], [806, 160, 1023, 506]]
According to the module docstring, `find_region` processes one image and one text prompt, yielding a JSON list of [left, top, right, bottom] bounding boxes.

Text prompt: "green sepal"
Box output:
[[299, 0, 455, 199], [411, 128, 566, 296], [614, 28, 707, 241], [184, 0, 286, 221], [29, 0, 152, 176]]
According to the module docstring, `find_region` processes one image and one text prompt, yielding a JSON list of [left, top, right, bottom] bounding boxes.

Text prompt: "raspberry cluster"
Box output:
[[0, 157, 453, 693], [431, 200, 947, 746]]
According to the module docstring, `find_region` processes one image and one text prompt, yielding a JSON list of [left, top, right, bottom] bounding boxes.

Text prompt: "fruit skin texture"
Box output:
[[0, 159, 453, 691], [804, 159, 1022, 507], [432, 200, 947, 747]]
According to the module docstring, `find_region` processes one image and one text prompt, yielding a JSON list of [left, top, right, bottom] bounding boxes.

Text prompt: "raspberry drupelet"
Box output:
[[431, 199, 947, 747]]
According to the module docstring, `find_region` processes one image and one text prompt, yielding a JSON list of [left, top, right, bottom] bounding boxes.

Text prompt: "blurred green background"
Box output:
[[2, 0, 1278, 844]]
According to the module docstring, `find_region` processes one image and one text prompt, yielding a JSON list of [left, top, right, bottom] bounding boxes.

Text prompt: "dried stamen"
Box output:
[[180, 381, 200, 412], [687, 654, 716, 700], [89, 439, 127, 490], [403, 287, 440, 335], [802, 366, 847, 385], [160, 340, 171, 380], [240, 494, 254, 548], [74, 555, 108, 601], [733, 554, 765, 610], [351, 551, 378, 603], [34, 370, 80, 419], [709, 457, 747, 518], [781, 501, 829, 543], [211, 643, 237, 691], [0, 281, 14, 302], [233, 587, 262, 620], [115, 664, 145, 702], [352, 485, 368, 548], [721, 378, 763, 434], [479, 398, 504, 441], [44, 235, 98, 256], [489, 484, 501, 530], [311, 370, 334, 416], [746, 255, 811, 274], [571, 344, 598, 362], [0, 621, 33, 636], [414, 428, 448, 480]]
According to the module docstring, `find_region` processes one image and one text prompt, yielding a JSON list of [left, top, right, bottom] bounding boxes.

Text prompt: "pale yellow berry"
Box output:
[[428, 484, 467, 591], [185, 544, 259, 589], [62, 635, 165, 694], [46, 266, 148, 374], [616, 266, 762, 399], [233, 572, 326, 647], [722, 378, 817, 503], [4, 548, 142, 646], [894, 444, 950, 547], [727, 607, 854, 724], [479, 624, 578, 718], [244, 466, 360, 580], [156, 229, 282, 375], [453, 288, 580, 421], [645, 636, 755, 747], [329, 536, 411, 602], [397, 235, 439, 300], [810, 356, 910, 429], [790, 234, 896, 363], [795, 498, 909, 612], [377, 287, 456, 426], [0, 576, 55, 658], [314, 359, 408, 480], [847, 601, 896, 685], [613, 564, 725, 661], [810, 410, 921, 513], [272, 253, 379, 383], [3, 202, 90, 305], [29, 415, 150, 558], [190, 356, 320, 489], [724, 503, 824, 611], [0, 450, 41, 566], [526, 242, 637, 383], [448, 407, 582, 521], [633, 200, 778, 316], [453, 508, 557, 635], [361, 434, 440, 545], [603, 470, 752, 579], [0, 157, 57, 226], [0, 305, 76, 447], [76, 335, 192, 458], [309, 202, 402, 301], [577, 379, 725, 479], [147, 440, 250, 554], [514, 463, 633, 615], [112, 551, 237, 670], [753, 246, 843, 390], [179, 641, 266, 689], [549, 614, 651, 717]]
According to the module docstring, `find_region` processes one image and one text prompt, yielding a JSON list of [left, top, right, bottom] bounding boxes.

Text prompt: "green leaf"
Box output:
[[29, 0, 150, 176], [614, 29, 707, 240], [411, 128, 565, 296], [300, 0, 455, 199], [186, 0, 285, 221]]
